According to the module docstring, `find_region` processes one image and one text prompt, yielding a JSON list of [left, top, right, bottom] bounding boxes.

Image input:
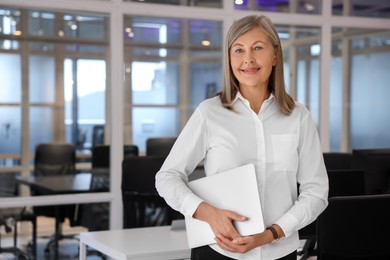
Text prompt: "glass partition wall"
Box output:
[[0, 0, 389, 243]]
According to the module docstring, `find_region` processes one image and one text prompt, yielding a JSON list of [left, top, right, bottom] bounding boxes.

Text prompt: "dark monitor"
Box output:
[[351, 149, 390, 195]]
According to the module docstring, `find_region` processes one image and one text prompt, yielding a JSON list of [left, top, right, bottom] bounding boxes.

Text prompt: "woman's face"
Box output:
[[230, 27, 276, 90]]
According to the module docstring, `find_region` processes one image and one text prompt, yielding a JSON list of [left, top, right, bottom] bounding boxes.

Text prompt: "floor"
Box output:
[[1, 218, 317, 260], [0, 216, 105, 260]]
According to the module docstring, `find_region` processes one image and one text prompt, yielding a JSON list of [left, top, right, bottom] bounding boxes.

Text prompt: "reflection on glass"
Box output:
[[190, 62, 222, 112], [62, 13, 107, 40], [0, 39, 19, 50], [0, 7, 21, 36], [124, 15, 223, 151], [132, 108, 179, 153], [124, 0, 222, 8], [64, 59, 106, 150], [329, 55, 342, 151], [0, 107, 21, 159], [64, 44, 106, 54], [131, 47, 180, 57], [234, 0, 322, 14], [28, 11, 55, 36], [351, 52, 390, 148], [131, 61, 179, 105], [329, 28, 390, 150], [0, 53, 21, 103], [188, 20, 222, 48], [280, 25, 321, 126], [332, 0, 390, 18], [29, 42, 55, 52], [29, 55, 55, 103], [30, 107, 53, 153], [124, 16, 181, 45]]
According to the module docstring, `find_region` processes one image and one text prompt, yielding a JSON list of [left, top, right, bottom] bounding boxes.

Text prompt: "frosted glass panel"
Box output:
[[131, 61, 179, 105], [0, 107, 21, 155], [29, 56, 55, 103], [329, 57, 342, 151], [0, 53, 21, 103], [132, 108, 179, 153], [190, 62, 222, 112], [30, 107, 53, 153], [351, 52, 390, 148]]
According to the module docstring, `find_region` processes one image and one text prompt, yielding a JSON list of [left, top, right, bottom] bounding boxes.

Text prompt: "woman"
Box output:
[[155, 15, 328, 260]]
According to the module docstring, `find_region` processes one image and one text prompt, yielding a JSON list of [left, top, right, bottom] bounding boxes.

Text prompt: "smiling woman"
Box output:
[[229, 27, 277, 113], [155, 15, 328, 260]]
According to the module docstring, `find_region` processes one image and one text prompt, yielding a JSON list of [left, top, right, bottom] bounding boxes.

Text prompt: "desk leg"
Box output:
[[79, 240, 87, 260]]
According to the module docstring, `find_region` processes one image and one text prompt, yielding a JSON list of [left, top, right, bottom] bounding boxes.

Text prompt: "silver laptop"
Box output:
[[185, 163, 264, 248]]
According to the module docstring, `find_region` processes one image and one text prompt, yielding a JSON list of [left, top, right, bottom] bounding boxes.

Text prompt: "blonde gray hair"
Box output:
[[220, 15, 295, 115]]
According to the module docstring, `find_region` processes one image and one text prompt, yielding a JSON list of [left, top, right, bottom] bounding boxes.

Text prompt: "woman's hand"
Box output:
[[214, 230, 271, 254], [193, 202, 248, 240]]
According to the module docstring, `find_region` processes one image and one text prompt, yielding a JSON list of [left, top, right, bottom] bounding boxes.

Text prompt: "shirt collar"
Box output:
[[235, 91, 275, 103]]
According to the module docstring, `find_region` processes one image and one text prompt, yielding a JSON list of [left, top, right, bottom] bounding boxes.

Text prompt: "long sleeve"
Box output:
[[155, 108, 207, 217]]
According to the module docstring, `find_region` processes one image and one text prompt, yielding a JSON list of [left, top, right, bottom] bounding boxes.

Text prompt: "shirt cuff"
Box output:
[[181, 193, 204, 217], [274, 213, 299, 238]]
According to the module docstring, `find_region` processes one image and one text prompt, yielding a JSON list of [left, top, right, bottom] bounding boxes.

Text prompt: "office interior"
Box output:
[[0, 0, 390, 259]]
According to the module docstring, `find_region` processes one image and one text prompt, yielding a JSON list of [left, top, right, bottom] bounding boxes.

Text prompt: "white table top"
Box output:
[[79, 225, 190, 260]]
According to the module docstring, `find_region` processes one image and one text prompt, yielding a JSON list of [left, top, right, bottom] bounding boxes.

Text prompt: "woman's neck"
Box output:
[[240, 85, 270, 114]]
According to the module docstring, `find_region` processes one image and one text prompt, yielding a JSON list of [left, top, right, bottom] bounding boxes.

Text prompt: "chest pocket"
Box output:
[[271, 134, 298, 171]]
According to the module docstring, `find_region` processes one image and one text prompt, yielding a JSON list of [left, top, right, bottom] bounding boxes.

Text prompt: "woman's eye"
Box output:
[[234, 48, 243, 53], [254, 46, 263, 51]]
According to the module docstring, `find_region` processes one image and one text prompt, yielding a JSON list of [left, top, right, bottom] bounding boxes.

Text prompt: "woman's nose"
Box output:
[[244, 58, 254, 64], [244, 53, 255, 64]]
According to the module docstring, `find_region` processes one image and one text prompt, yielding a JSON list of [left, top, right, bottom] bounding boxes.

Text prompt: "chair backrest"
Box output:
[[317, 194, 390, 260], [145, 137, 176, 157], [323, 152, 352, 170], [327, 169, 365, 198], [92, 144, 139, 168], [0, 172, 18, 197], [298, 169, 365, 242], [34, 143, 76, 176], [351, 148, 390, 195], [121, 156, 182, 228]]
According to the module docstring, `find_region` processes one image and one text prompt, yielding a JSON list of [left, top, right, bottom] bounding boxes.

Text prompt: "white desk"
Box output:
[[79, 225, 190, 260]]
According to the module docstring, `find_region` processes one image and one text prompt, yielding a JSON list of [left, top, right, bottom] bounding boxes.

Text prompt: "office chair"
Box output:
[[80, 144, 139, 232], [299, 152, 353, 259], [0, 172, 37, 259], [317, 194, 390, 260], [351, 148, 390, 195], [323, 152, 352, 170], [298, 169, 365, 260], [91, 144, 139, 168], [145, 137, 176, 157], [121, 156, 183, 228], [33, 143, 79, 256]]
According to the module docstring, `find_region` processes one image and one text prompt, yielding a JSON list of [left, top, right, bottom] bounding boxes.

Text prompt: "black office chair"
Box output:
[[79, 144, 139, 233], [91, 144, 139, 168], [33, 143, 79, 256], [298, 169, 365, 260], [0, 172, 37, 259], [317, 194, 390, 260], [121, 156, 183, 228], [145, 137, 176, 157], [351, 148, 390, 195], [0, 208, 36, 260], [323, 152, 352, 170]]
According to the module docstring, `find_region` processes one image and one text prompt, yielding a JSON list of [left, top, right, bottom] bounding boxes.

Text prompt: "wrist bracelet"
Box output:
[[267, 225, 280, 244]]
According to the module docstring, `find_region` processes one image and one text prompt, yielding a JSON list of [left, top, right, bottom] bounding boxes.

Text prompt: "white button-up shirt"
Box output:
[[155, 93, 328, 259]]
